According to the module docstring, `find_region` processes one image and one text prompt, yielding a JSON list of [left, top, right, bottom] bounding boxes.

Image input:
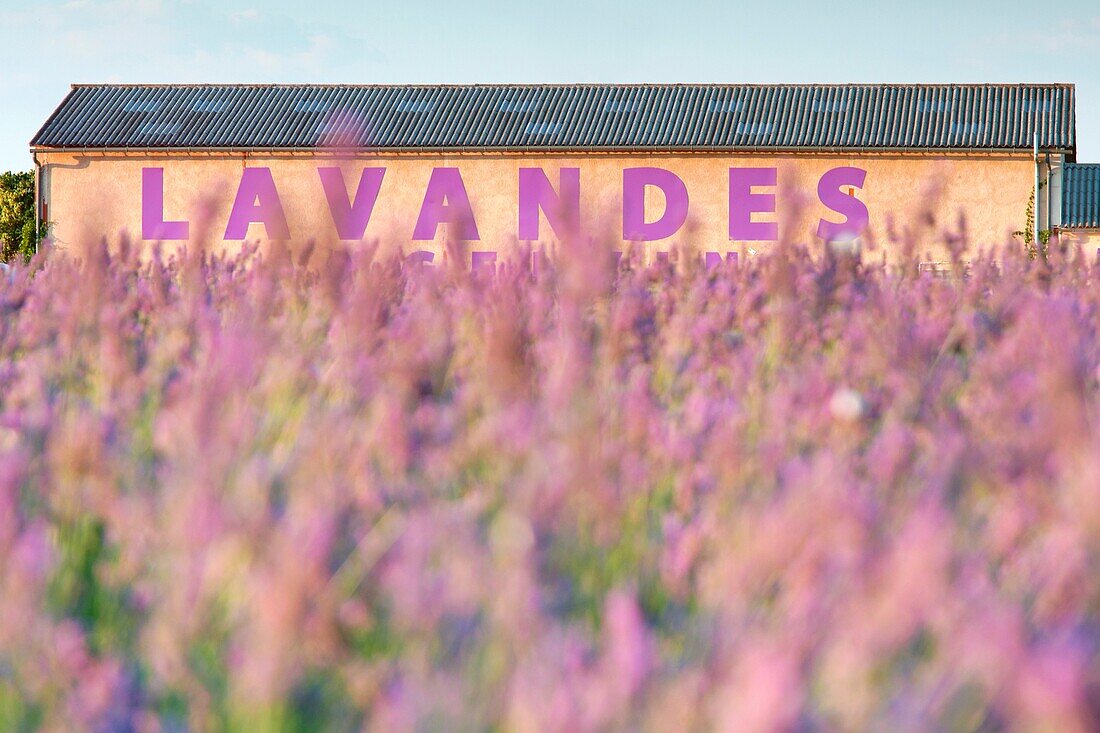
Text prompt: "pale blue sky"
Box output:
[[2, 0, 1099, 171]]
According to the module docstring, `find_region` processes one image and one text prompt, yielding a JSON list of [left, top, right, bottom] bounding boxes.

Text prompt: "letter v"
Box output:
[[319, 167, 386, 240]]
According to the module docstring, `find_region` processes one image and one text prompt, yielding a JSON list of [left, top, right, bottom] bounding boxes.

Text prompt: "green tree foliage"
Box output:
[[0, 170, 40, 262]]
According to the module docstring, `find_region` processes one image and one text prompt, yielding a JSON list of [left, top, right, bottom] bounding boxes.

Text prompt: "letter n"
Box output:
[[518, 168, 580, 240]]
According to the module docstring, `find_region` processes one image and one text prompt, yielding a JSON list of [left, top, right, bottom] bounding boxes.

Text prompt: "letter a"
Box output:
[[224, 168, 290, 240], [413, 168, 480, 241]]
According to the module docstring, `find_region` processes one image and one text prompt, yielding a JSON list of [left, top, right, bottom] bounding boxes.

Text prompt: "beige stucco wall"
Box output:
[[37, 150, 1035, 263], [1059, 229, 1100, 252]]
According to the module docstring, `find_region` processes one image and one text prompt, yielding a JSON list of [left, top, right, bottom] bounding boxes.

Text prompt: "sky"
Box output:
[[1, 0, 1099, 171]]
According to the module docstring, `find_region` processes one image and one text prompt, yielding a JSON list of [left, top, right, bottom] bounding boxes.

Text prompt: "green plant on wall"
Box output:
[[1013, 180, 1052, 260], [0, 170, 45, 263]]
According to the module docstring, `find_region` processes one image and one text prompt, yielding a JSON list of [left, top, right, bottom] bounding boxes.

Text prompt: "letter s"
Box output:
[[817, 167, 869, 242]]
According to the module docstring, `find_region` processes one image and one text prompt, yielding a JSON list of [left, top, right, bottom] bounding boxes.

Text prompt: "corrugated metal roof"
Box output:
[[31, 83, 1076, 153], [1063, 164, 1100, 229]]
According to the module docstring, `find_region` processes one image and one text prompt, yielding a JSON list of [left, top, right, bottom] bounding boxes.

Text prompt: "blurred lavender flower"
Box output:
[[0, 231, 1098, 731]]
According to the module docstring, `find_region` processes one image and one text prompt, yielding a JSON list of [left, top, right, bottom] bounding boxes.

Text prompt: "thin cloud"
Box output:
[[1032, 17, 1100, 53], [18, 0, 380, 82], [229, 8, 260, 23]]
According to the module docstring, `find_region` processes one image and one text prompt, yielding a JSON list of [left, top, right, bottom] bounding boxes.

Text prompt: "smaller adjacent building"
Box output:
[[1059, 164, 1100, 250]]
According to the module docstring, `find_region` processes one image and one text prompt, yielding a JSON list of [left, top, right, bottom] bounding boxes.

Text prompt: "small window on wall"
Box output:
[[918, 261, 953, 278]]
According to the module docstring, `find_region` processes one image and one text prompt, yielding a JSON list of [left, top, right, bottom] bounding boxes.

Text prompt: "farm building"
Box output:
[[28, 83, 1091, 262]]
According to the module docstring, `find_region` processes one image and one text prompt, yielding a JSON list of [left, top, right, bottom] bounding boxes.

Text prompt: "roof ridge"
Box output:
[[65, 82, 1078, 90]]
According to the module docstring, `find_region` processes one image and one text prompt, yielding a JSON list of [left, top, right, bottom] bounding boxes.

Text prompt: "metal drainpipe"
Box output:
[[32, 153, 40, 255], [1034, 131, 1040, 247], [1045, 151, 1052, 236]]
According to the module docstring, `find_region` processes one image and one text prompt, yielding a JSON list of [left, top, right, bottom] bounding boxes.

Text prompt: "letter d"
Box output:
[[623, 168, 689, 241]]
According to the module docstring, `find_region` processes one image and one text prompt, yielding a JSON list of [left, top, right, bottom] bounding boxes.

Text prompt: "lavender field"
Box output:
[[2, 234, 1100, 732]]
